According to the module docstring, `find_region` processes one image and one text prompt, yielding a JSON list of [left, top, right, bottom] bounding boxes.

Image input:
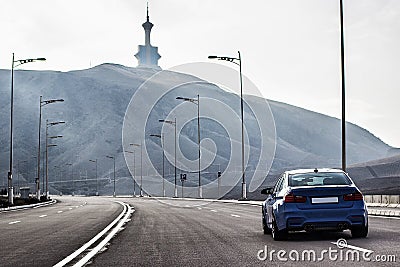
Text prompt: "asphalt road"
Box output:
[[1, 197, 399, 266], [0, 196, 122, 267], [92, 197, 400, 267]]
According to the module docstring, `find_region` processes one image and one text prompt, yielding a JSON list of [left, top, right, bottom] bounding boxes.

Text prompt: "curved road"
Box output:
[[92, 197, 399, 267], [0, 196, 122, 266], [1, 197, 399, 266]]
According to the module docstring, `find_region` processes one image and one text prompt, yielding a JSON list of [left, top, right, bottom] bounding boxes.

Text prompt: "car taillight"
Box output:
[[284, 193, 307, 203], [344, 192, 363, 201]]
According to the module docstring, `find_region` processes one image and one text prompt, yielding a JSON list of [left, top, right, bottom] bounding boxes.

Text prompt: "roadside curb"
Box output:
[[366, 203, 400, 208], [0, 199, 56, 212], [367, 208, 400, 217]]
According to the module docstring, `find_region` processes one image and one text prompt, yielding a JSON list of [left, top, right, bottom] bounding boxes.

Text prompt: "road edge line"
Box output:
[[53, 201, 127, 267], [73, 202, 133, 267]]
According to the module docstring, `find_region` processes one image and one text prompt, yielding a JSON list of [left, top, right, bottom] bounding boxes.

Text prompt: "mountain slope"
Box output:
[[0, 63, 396, 196]]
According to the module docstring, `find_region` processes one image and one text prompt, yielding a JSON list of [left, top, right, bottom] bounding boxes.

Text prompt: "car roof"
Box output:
[[285, 168, 345, 175]]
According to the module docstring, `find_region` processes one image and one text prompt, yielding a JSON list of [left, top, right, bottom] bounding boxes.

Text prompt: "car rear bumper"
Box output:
[[281, 206, 368, 231]]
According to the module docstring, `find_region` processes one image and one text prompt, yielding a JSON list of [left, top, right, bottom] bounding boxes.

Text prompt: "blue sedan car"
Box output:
[[261, 168, 368, 240]]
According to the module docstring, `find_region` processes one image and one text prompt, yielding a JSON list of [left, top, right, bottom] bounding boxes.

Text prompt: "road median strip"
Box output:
[[0, 199, 56, 213], [53, 201, 133, 267]]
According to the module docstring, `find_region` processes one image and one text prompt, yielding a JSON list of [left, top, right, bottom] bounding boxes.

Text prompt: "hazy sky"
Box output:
[[0, 0, 399, 148]]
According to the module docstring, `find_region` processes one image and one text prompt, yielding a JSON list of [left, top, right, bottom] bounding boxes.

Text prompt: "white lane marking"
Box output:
[[369, 215, 400, 220], [210, 209, 217, 212], [9, 220, 21, 225], [54, 202, 132, 267], [57, 211, 63, 213], [39, 215, 47, 218], [231, 214, 240, 218]]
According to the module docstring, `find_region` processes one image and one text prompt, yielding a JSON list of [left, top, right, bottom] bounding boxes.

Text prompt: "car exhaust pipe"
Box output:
[[304, 224, 314, 232], [338, 223, 347, 230]]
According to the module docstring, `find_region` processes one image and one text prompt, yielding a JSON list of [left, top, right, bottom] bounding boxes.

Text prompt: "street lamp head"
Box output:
[[49, 135, 63, 139], [208, 54, 240, 65], [159, 119, 175, 125], [42, 98, 64, 107], [49, 121, 65, 126], [48, 99, 64, 103], [176, 96, 198, 104]]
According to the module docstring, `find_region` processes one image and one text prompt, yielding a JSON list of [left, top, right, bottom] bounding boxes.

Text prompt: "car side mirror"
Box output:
[[261, 188, 273, 195]]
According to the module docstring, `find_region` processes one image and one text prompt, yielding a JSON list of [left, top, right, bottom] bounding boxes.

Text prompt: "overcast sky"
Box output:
[[0, 0, 399, 148]]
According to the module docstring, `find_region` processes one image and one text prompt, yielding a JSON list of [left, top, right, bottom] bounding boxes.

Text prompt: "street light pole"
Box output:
[[37, 96, 64, 199], [66, 163, 73, 195], [150, 134, 165, 197], [208, 51, 246, 199], [45, 120, 64, 199], [124, 150, 136, 196], [89, 159, 98, 195], [340, 0, 347, 172], [176, 95, 201, 198], [130, 144, 143, 197], [106, 156, 116, 197], [16, 160, 27, 196], [159, 118, 177, 197], [8, 54, 46, 204]]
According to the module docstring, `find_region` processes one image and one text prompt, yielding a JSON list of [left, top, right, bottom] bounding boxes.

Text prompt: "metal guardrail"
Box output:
[[364, 195, 400, 206]]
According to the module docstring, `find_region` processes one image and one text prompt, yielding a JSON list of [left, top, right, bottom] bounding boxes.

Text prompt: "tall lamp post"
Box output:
[[208, 51, 246, 200], [16, 160, 27, 195], [176, 95, 201, 198], [159, 118, 177, 198], [130, 143, 143, 197], [89, 159, 98, 196], [37, 97, 64, 199], [339, 0, 347, 172], [46, 120, 64, 199], [150, 134, 165, 197], [106, 156, 116, 197], [8, 54, 46, 204], [124, 150, 136, 196], [66, 163, 73, 195], [53, 165, 60, 193]]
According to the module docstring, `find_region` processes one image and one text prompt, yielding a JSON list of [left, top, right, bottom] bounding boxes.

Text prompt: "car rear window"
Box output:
[[288, 172, 351, 187]]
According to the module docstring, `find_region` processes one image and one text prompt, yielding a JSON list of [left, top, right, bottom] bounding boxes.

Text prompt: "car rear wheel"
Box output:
[[351, 223, 368, 238], [262, 215, 271, 235], [271, 218, 287, 241]]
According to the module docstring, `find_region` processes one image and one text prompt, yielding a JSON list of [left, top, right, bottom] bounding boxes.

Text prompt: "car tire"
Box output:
[[262, 215, 271, 235], [271, 217, 287, 241], [351, 223, 368, 238]]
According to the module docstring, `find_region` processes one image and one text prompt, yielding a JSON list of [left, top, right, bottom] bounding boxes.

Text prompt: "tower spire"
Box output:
[[134, 2, 161, 69], [146, 2, 149, 22]]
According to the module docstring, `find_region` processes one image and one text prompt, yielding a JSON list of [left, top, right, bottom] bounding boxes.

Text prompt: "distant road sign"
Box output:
[[180, 174, 187, 181]]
